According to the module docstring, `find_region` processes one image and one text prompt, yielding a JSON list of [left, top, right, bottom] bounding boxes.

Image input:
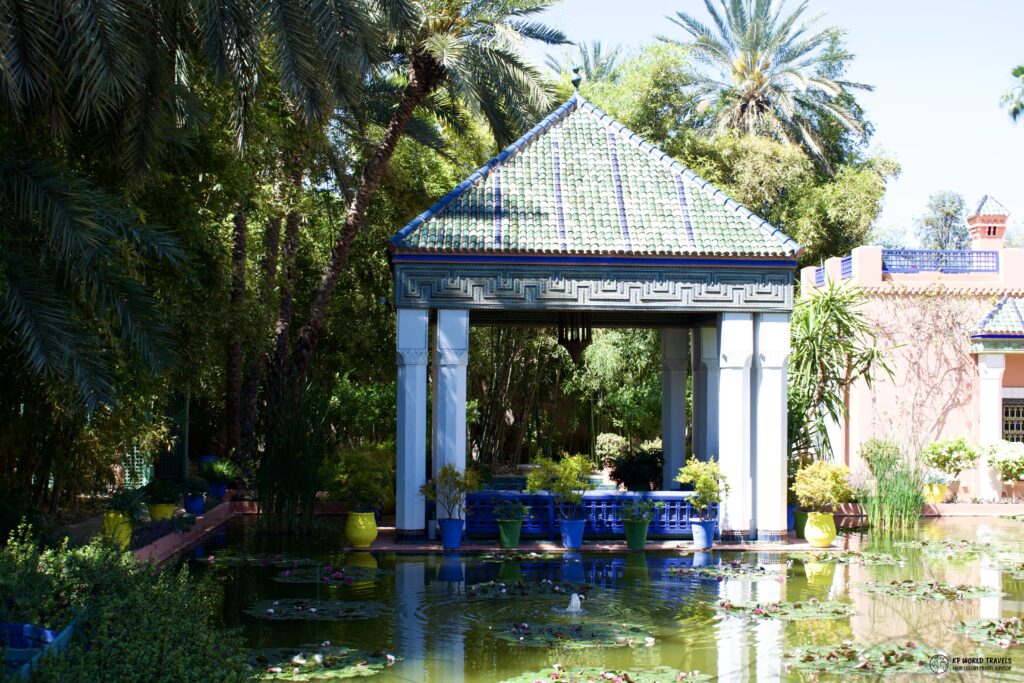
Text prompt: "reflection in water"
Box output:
[[193, 516, 1024, 682]]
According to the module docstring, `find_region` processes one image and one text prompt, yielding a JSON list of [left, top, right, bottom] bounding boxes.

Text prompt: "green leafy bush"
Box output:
[[981, 441, 1024, 482], [595, 433, 628, 464], [492, 498, 530, 521], [619, 499, 663, 523], [922, 437, 978, 478], [791, 461, 852, 511], [420, 464, 480, 519], [202, 459, 242, 485], [608, 439, 662, 491], [525, 455, 595, 519], [323, 442, 396, 511], [0, 525, 250, 683], [103, 488, 147, 524], [142, 478, 181, 504], [675, 457, 728, 520]]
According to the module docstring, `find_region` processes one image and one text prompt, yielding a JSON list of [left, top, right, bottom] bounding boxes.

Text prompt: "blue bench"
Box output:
[[466, 491, 718, 540]]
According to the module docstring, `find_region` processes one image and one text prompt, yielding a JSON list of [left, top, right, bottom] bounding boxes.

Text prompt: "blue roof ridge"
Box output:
[[973, 294, 1009, 334], [390, 94, 581, 245], [574, 97, 801, 256]]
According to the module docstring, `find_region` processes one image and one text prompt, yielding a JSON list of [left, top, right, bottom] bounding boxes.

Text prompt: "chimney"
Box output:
[[968, 195, 1010, 251]]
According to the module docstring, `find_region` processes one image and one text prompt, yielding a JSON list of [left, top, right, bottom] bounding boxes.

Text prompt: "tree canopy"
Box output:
[[915, 191, 969, 250]]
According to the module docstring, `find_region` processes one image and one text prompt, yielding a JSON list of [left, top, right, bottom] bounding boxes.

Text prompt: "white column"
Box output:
[[393, 561, 425, 681], [433, 310, 470, 475], [691, 329, 706, 461], [755, 313, 790, 541], [700, 324, 720, 461], [396, 308, 429, 539], [661, 328, 689, 489], [718, 313, 754, 541], [978, 353, 1006, 501], [753, 556, 783, 681]]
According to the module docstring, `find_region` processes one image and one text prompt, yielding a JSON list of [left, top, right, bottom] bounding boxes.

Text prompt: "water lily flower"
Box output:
[[292, 654, 306, 665], [292, 668, 300, 675], [207, 555, 215, 563], [313, 653, 324, 665], [385, 654, 396, 665], [644, 637, 656, 647], [267, 667, 282, 673], [319, 641, 331, 647], [266, 608, 275, 615]]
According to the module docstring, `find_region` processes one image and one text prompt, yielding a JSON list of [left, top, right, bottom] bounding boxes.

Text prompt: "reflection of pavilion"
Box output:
[[389, 91, 801, 543]]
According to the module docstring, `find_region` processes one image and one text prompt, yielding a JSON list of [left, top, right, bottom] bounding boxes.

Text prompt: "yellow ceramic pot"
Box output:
[[346, 551, 378, 570], [802, 560, 836, 583], [102, 511, 132, 551], [345, 511, 378, 548], [148, 503, 176, 522], [923, 483, 948, 504], [804, 511, 837, 548]]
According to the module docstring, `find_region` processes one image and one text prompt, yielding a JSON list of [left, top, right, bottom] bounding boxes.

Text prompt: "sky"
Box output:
[[523, 0, 1024, 244]]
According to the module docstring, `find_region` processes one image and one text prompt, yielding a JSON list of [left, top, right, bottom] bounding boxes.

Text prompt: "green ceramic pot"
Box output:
[[793, 510, 809, 539], [497, 519, 522, 549], [623, 520, 649, 550]]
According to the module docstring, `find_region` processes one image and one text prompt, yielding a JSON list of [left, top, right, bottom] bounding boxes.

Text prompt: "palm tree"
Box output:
[[546, 41, 623, 84], [662, 0, 871, 168], [1003, 64, 1024, 122], [287, 0, 567, 382]]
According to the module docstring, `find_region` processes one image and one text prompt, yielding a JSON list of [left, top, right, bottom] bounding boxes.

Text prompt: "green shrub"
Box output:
[[322, 442, 396, 511], [981, 441, 1024, 482], [619, 499, 663, 523], [103, 488, 147, 525], [922, 437, 978, 478], [419, 464, 479, 519], [675, 457, 728, 521], [525, 455, 595, 519], [791, 461, 852, 511], [859, 439, 924, 528], [491, 498, 530, 521], [608, 439, 662, 491], [142, 479, 181, 505], [202, 459, 242, 485], [595, 433, 628, 464]]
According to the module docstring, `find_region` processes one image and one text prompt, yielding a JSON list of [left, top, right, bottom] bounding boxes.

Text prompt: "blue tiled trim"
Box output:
[[391, 252, 798, 268], [390, 93, 802, 256], [972, 334, 1024, 339], [673, 174, 696, 249], [606, 132, 632, 252], [550, 131, 568, 251]]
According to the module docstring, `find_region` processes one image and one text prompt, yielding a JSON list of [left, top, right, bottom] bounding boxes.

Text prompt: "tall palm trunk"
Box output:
[[225, 208, 247, 457], [289, 54, 444, 382]]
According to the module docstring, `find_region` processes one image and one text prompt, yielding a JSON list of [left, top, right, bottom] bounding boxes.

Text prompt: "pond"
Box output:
[[189, 516, 1024, 681]]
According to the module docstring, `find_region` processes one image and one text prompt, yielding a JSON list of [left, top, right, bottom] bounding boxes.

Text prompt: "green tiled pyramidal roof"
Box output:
[[970, 195, 1009, 218], [974, 295, 1024, 337], [390, 94, 800, 258]]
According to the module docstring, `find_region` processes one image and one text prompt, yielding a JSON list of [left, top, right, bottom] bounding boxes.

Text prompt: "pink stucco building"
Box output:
[[800, 196, 1021, 499]]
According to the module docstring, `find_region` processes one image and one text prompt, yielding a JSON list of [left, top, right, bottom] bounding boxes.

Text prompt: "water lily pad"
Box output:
[[251, 645, 399, 680], [893, 539, 995, 558], [478, 551, 560, 563], [784, 641, 942, 675], [792, 551, 903, 566], [494, 622, 655, 649], [466, 579, 594, 599], [244, 599, 390, 621], [667, 562, 785, 580], [861, 579, 1002, 601], [201, 551, 316, 568], [954, 617, 1024, 647], [498, 665, 710, 682], [717, 598, 854, 621], [273, 565, 385, 585]]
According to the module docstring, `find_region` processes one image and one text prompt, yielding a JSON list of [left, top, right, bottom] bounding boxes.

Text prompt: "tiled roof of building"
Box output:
[[970, 195, 1009, 218], [390, 94, 800, 258], [973, 295, 1024, 336]]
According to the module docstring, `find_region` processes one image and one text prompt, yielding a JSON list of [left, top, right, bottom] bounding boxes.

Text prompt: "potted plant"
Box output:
[[492, 497, 530, 549], [922, 437, 977, 501], [182, 478, 207, 515], [922, 469, 953, 504], [420, 464, 480, 550], [333, 447, 394, 548], [526, 455, 596, 549], [619, 499, 664, 550], [103, 488, 145, 550], [202, 459, 240, 499], [986, 441, 1024, 499], [790, 461, 853, 548], [675, 456, 728, 549], [142, 479, 180, 521]]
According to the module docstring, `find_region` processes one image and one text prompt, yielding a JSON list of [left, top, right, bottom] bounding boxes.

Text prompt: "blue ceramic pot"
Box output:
[[183, 494, 204, 515], [787, 504, 798, 531], [438, 519, 465, 550], [198, 454, 218, 465], [559, 519, 586, 549], [561, 551, 585, 582], [692, 551, 713, 567], [691, 520, 716, 549], [438, 553, 464, 582], [208, 482, 228, 499]]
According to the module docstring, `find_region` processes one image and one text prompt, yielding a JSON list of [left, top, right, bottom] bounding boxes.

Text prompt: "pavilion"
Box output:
[[388, 91, 801, 543]]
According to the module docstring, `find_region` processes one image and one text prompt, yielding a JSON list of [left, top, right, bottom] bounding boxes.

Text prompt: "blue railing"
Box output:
[[466, 490, 715, 540], [814, 266, 825, 286], [881, 249, 999, 274], [840, 255, 853, 279]]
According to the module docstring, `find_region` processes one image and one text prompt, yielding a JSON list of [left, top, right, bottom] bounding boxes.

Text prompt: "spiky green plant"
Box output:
[[859, 439, 924, 529]]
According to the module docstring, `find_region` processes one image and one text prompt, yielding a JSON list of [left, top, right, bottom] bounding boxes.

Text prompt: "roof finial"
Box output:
[[571, 67, 582, 92]]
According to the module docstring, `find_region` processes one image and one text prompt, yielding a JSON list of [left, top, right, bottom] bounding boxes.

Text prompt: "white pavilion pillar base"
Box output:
[[718, 313, 754, 541], [699, 324, 720, 461], [978, 353, 1005, 501], [754, 313, 790, 541], [396, 308, 429, 541], [661, 328, 689, 489]]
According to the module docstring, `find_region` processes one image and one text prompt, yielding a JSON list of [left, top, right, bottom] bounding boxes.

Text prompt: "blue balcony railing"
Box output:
[[840, 255, 853, 279], [881, 249, 999, 274], [814, 266, 825, 286]]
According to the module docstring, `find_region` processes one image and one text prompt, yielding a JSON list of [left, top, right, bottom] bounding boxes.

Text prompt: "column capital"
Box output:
[[436, 349, 469, 366], [662, 357, 688, 372], [396, 349, 428, 366], [757, 350, 790, 369], [978, 352, 1006, 380]]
